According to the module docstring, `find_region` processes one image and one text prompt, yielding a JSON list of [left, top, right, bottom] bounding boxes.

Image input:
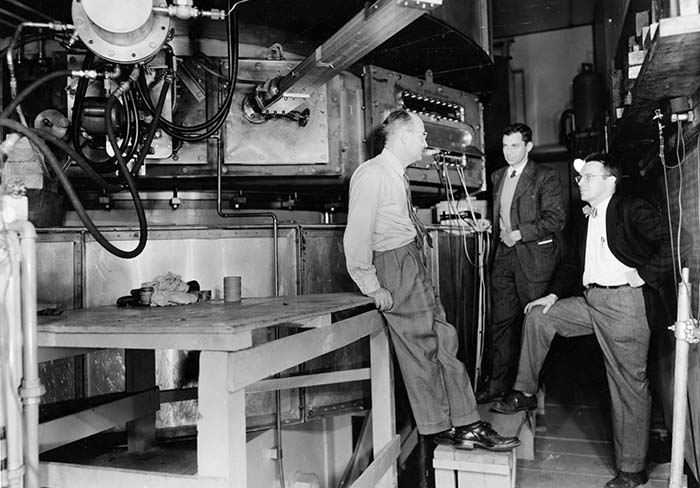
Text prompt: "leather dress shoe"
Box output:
[[490, 390, 537, 414], [604, 470, 648, 488], [475, 386, 504, 404], [435, 421, 521, 452]]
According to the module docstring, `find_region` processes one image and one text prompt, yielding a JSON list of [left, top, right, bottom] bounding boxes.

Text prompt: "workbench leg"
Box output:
[[370, 325, 397, 488], [198, 351, 246, 488], [125, 349, 156, 452]]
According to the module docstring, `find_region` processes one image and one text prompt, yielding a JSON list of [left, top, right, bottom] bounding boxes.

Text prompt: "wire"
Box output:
[[225, 0, 250, 15], [137, 2, 239, 142], [0, 116, 147, 259], [30, 129, 121, 192]]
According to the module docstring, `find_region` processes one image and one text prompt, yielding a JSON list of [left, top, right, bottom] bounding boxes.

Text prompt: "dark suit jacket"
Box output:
[[491, 160, 566, 282], [550, 194, 674, 328]]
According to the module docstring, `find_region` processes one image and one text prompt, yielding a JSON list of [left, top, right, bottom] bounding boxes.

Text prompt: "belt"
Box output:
[[586, 283, 629, 289]]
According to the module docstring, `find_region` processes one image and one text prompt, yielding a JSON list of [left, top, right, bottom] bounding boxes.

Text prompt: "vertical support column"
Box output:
[[370, 318, 396, 488], [198, 350, 247, 487], [125, 349, 156, 452]]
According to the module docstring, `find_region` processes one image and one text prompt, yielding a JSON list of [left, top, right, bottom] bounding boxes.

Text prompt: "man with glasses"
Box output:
[[476, 123, 566, 404], [492, 153, 672, 488], [344, 109, 520, 452]]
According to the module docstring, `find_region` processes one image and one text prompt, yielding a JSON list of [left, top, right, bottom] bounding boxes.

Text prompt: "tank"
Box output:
[[573, 63, 606, 133]]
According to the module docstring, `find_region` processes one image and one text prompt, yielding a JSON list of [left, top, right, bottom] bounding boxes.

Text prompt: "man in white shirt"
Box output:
[[344, 109, 520, 451], [492, 153, 673, 488]]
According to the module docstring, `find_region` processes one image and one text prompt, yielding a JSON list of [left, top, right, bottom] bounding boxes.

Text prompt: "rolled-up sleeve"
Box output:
[[343, 167, 381, 295]]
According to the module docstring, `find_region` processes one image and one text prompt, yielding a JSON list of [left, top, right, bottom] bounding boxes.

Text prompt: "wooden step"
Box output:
[[478, 404, 536, 461], [433, 444, 516, 488]]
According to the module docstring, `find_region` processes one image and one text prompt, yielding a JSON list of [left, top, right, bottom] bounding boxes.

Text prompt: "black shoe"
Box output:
[[604, 470, 648, 488], [435, 422, 521, 452], [490, 391, 537, 414], [475, 386, 504, 404]]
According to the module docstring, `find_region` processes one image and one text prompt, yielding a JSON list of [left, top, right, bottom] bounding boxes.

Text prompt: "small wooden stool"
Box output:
[[432, 444, 516, 488]]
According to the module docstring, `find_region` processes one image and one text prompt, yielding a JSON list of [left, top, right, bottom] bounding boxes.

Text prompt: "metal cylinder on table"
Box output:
[[223, 276, 242, 302]]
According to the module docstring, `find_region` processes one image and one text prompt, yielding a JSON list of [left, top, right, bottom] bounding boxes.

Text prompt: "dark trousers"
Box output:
[[374, 242, 480, 435], [488, 245, 549, 391], [514, 287, 651, 472]]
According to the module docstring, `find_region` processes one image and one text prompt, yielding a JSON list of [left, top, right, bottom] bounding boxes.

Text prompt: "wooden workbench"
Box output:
[[37, 293, 399, 488]]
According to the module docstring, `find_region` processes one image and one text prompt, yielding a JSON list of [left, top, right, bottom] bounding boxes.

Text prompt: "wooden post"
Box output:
[[197, 351, 246, 488], [370, 320, 396, 488], [125, 349, 156, 452]]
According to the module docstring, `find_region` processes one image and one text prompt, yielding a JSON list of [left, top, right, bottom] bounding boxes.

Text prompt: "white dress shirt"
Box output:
[[582, 196, 635, 286], [343, 149, 417, 294]]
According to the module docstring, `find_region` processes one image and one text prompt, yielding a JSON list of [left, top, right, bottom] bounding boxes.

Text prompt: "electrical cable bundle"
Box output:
[[136, 4, 239, 142]]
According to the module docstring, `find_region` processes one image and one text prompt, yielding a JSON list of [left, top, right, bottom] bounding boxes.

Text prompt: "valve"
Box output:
[[669, 318, 700, 344], [170, 188, 182, 210], [98, 190, 112, 210]]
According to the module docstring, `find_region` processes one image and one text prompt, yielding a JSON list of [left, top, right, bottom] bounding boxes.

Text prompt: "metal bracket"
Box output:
[[668, 318, 700, 344]]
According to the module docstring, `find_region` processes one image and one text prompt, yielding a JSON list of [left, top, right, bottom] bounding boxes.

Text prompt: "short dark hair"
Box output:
[[583, 152, 622, 187], [503, 123, 533, 143], [382, 109, 416, 141]]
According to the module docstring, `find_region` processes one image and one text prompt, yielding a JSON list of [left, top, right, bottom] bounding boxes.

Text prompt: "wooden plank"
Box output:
[[37, 293, 372, 335], [39, 389, 159, 453], [38, 347, 97, 363], [125, 350, 156, 452], [197, 351, 246, 488], [348, 434, 401, 488], [434, 468, 457, 488], [399, 427, 418, 467], [338, 412, 373, 488], [369, 325, 396, 488], [228, 310, 384, 392], [38, 331, 253, 352], [159, 387, 198, 403], [615, 13, 700, 140], [40, 462, 228, 488], [247, 368, 370, 393], [433, 458, 511, 475]]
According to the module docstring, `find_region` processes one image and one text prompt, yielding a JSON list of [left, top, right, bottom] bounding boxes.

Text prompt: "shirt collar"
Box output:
[[381, 148, 405, 176], [594, 195, 613, 215], [508, 159, 528, 177]]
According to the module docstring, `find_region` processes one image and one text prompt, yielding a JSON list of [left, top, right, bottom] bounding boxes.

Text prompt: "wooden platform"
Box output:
[[36, 293, 399, 488]]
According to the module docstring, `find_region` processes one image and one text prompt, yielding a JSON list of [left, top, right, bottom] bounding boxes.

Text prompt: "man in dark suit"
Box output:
[[492, 153, 673, 488], [476, 123, 566, 403]]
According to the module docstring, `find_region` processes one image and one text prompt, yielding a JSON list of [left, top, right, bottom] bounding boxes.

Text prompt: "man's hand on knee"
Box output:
[[368, 287, 393, 311], [524, 293, 558, 314]]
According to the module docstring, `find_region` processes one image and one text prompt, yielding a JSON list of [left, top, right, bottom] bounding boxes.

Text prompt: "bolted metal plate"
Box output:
[[225, 85, 330, 165]]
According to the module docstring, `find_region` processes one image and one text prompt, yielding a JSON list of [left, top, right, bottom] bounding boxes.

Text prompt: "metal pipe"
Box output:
[[8, 220, 42, 488], [215, 136, 279, 294], [1, 230, 25, 488], [669, 267, 691, 488]]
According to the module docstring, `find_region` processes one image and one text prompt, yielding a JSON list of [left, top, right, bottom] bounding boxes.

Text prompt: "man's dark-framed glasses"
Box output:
[[575, 174, 611, 184]]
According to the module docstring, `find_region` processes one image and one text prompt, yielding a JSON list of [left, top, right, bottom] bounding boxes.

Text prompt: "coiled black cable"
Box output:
[[31, 129, 122, 193], [137, 3, 239, 142], [130, 73, 172, 176], [0, 117, 148, 258], [71, 53, 140, 173]]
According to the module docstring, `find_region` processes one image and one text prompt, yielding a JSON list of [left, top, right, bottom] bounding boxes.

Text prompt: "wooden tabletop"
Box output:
[[37, 293, 375, 351]]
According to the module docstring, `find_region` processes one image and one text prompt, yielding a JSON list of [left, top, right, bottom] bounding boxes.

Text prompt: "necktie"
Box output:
[[510, 169, 517, 178], [403, 174, 433, 249], [582, 205, 597, 218]]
